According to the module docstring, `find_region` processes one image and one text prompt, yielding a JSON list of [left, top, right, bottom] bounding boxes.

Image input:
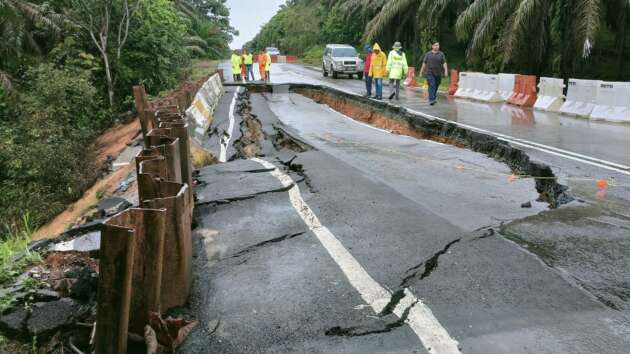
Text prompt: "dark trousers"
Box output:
[[389, 79, 401, 99], [233, 74, 241, 82], [426, 73, 442, 102], [266, 70, 270, 82], [365, 74, 372, 96]]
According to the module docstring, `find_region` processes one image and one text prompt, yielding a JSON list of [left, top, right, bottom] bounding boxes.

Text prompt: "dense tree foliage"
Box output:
[[0, 0, 234, 233], [248, 0, 630, 79]]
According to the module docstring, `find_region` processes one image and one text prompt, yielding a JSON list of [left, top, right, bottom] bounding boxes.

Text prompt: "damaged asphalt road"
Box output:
[[181, 85, 630, 353]]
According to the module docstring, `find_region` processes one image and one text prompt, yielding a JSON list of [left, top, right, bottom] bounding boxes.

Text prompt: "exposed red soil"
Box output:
[[298, 89, 466, 148]]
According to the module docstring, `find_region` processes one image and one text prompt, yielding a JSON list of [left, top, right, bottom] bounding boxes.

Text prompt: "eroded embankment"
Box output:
[[239, 82, 571, 208]]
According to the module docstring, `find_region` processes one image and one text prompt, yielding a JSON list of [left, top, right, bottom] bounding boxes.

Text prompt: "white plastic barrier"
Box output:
[[559, 79, 599, 118], [278, 55, 287, 64], [454, 72, 474, 98], [590, 81, 630, 122], [534, 77, 565, 112], [470, 73, 502, 102], [498, 73, 516, 101], [186, 73, 223, 144]]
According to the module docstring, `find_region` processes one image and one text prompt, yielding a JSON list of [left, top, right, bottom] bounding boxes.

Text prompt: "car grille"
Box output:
[[343, 61, 356, 65]]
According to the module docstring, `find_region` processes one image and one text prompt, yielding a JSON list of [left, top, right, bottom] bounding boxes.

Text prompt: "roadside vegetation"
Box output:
[[0, 1, 236, 239], [247, 0, 630, 81]]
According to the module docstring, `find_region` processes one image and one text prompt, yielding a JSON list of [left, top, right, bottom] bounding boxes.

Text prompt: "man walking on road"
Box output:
[[368, 43, 387, 100], [231, 50, 242, 82], [420, 42, 448, 105], [363, 45, 373, 97], [243, 49, 255, 81], [387, 42, 408, 100]]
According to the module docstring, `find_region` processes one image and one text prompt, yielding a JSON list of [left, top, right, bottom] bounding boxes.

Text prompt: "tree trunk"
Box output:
[[103, 52, 115, 108], [616, 2, 628, 80]]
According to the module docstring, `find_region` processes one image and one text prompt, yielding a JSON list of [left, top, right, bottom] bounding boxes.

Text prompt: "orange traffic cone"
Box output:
[[423, 80, 429, 98]]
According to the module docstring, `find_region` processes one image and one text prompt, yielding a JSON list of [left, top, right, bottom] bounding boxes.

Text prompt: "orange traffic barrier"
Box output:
[[423, 80, 429, 98], [271, 54, 278, 63], [507, 75, 537, 107], [404, 67, 418, 87], [287, 55, 298, 63], [447, 69, 459, 95]]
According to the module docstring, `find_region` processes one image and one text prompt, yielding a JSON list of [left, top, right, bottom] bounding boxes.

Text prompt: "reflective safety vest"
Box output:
[[243, 54, 253, 65], [231, 54, 242, 74], [387, 50, 408, 80], [265, 53, 272, 71]]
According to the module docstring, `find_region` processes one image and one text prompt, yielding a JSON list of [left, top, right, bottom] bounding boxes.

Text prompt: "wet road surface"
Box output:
[[181, 86, 630, 353], [220, 61, 630, 173]]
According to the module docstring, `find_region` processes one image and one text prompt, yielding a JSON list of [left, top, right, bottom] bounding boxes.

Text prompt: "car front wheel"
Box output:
[[357, 72, 364, 80], [323, 64, 328, 77], [331, 66, 338, 79]]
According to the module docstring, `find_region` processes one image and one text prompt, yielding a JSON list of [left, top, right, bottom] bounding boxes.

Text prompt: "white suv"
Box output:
[[322, 44, 363, 79], [266, 47, 280, 56]]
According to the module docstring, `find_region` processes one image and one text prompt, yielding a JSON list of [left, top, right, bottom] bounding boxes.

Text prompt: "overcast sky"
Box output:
[[226, 0, 286, 49]]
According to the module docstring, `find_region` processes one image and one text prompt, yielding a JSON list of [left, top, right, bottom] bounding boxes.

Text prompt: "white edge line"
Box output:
[[405, 108, 630, 176], [220, 87, 241, 162], [251, 157, 460, 354]]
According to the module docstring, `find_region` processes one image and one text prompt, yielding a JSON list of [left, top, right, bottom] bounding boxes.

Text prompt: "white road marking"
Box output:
[[405, 108, 630, 176], [112, 162, 130, 167], [277, 61, 630, 175], [252, 157, 460, 354], [219, 87, 241, 162]]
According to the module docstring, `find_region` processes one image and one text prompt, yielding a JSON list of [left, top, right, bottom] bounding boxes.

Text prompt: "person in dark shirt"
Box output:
[[420, 42, 448, 105]]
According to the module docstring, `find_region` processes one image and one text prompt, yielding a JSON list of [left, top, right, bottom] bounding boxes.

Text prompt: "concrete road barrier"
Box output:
[[454, 72, 475, 99], [498, 73, 516, 101], [590, 81, 630, 122], [534, 77, 565, 112], [559, 79, 599, 118], [185, 73, 223, 145], [470, 73, 502, 102]]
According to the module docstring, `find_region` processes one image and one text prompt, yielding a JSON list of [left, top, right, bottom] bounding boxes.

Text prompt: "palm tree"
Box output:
[[454, 0, 604, 76], [0, 0, 64, 90]]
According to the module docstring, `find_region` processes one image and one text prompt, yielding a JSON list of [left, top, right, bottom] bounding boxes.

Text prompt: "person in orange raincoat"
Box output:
[[240, 52, 247, 80], [258, 49, 267, 81]]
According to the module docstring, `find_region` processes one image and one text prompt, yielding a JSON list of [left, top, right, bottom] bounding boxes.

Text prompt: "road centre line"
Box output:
[[252, 157, 461, 354], [219, 87, 241, 162]]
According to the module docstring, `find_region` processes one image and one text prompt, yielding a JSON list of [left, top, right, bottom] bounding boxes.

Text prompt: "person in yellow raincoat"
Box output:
[[264, 49, 272, 82], [231, 50, 242, 82], [368, 43, 387, 100], [258, 49, 267, 81]]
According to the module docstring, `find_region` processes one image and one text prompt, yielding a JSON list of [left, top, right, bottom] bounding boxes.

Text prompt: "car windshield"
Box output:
[[267, 48, 278, 52], [332, 48, 356, 57]]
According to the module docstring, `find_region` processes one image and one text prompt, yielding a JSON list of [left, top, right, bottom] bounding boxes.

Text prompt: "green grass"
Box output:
[[190, 59, 220, 82], [0, 215, 41, 286]]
